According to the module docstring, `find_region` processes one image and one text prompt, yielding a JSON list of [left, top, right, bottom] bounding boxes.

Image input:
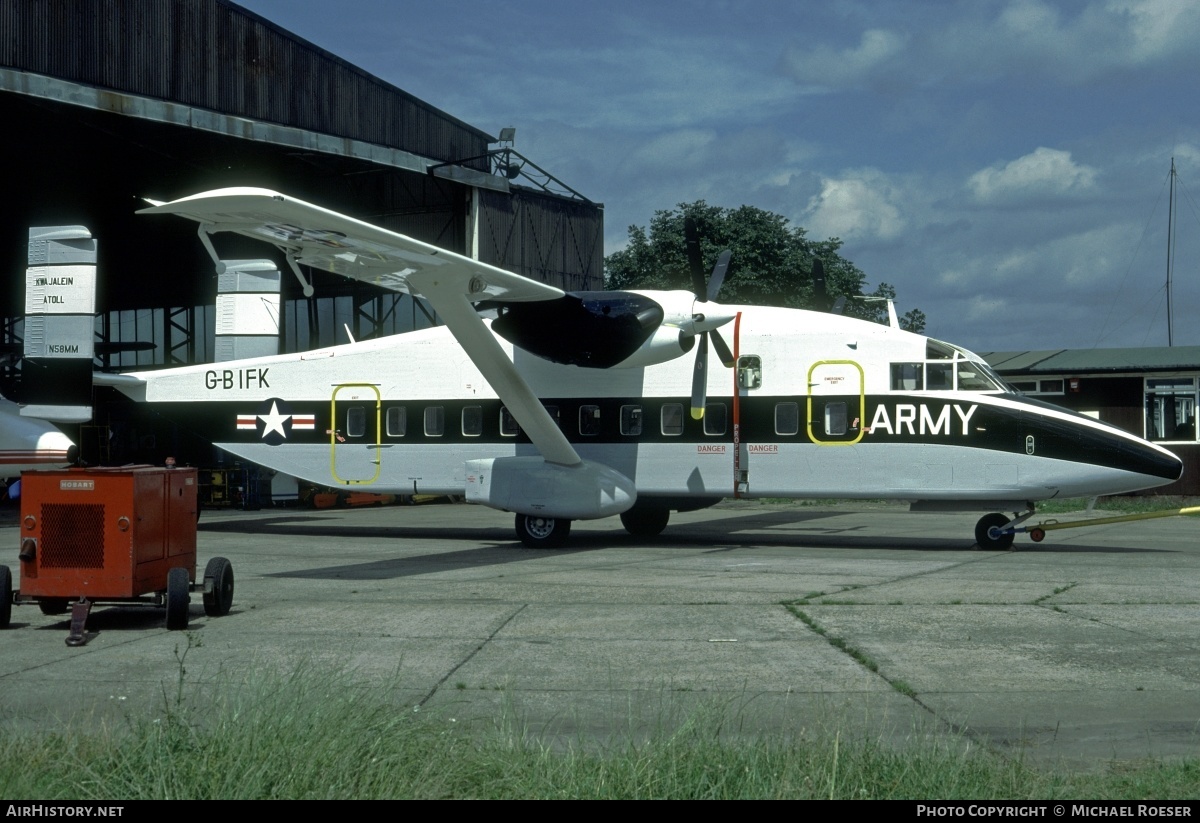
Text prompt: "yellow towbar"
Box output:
[[1022, 506, 1200, 542]]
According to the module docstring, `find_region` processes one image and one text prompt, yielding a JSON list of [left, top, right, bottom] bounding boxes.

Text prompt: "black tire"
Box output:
[[514, 514, 571, 549], [38, 598, 70, 616], [620, 506, 670, 537], [202, 557, 234, 617], [975, 513, 1015, 550], [165, 567, 190, 630], [0, 565, 11, 629]]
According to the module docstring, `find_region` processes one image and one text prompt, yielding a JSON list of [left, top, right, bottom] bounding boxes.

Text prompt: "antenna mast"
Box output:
[[1167, 157, 1177, 346]]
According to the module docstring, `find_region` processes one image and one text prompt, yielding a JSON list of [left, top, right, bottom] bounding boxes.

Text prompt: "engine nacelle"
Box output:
[[611, 323, 694, 369], [464, 457, 636, 520]]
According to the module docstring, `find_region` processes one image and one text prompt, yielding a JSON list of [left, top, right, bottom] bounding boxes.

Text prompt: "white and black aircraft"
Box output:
[[96, 188, 1183, 548]]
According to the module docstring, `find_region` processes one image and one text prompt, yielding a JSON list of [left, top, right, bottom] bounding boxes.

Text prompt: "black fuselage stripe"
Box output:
[[149, 393, 1181, 481]]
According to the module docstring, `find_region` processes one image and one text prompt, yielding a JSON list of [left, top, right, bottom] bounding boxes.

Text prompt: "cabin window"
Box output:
[[620, 405, 643, 436], [775, 402, 799, 435], [500, 407, 519, 437], [1145, 377, 1197, 442], [704, 403, 727, 435], [424, 406, 444, 437], [737, 355, 762, 389], [462, 406, 483, 437], [346, 406, 366, 438], [386, 406, 406, 437], [543, 404, 562, 430], [579, 405, 601, 436], [825, 402, 848, 436], [891, 363, 923, 391], [661, 403, 685, 436]]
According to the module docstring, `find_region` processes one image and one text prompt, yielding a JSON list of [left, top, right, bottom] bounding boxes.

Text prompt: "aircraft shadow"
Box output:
[[230, 509, 1171, 582]]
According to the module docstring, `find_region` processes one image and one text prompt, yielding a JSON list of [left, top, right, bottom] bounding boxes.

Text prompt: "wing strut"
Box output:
[[407, 273, 581, 467]]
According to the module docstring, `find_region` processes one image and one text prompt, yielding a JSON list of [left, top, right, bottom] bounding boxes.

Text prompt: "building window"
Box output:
[[1012, 379, 1065, 396], [1145, 378, 1196, 442]]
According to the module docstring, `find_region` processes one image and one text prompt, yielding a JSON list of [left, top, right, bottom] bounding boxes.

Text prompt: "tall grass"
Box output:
[[1, 660, 1197, 799]]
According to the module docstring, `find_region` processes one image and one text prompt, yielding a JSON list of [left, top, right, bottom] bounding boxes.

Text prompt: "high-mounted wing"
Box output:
[[139, 188, 580, 467], [139, 187, 564, 303]]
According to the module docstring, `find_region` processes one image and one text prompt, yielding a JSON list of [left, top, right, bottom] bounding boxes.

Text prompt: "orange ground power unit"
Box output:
[[0, 466, 233, 641]]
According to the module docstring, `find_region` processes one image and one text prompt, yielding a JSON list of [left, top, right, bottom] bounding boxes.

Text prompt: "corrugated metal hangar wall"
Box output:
[[0, 0, 603, 468]]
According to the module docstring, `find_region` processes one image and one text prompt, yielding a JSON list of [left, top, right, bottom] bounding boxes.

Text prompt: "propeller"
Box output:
[[812, 257, 847, 314], [812, 258, 829, 311], [683, 218, 735, 420]]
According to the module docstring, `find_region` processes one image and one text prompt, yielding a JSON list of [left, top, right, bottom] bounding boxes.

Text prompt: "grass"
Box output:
[[1034, 495, 1200, 515], [1, 661, 1199, 799]]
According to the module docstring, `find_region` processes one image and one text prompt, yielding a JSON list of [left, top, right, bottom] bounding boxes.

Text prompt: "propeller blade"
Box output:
[[812, 258, 829, 311], [831, 295, 847, 315], [706, 250, 731, 302], [690, 332, 708, 420], [710, 327, 735, 368], [684, 216, 706, 299]]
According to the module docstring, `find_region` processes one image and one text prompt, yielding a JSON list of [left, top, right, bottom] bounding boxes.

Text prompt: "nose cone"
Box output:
[[34, 429, 76, 466], [1127, 437, 1184, 485]]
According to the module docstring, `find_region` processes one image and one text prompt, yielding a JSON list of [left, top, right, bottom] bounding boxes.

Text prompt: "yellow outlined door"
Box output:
[[330, 383, 382, 485], [807, 360, 865, 445]]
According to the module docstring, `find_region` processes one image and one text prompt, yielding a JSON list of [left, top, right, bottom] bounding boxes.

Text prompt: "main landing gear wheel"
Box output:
[[620, 507, 670, 538], [202, 556, 235, 617], [165, 567, 190, 631], [975, 513, 1015, 550], [515, 514, 571, 549]]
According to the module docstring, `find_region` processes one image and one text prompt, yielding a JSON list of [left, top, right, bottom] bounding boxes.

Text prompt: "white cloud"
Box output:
[[967, 148, 1098, 205], [802, 170, 907, 242], [779, 0, 1200, 91], [780, 28, 908, 90]]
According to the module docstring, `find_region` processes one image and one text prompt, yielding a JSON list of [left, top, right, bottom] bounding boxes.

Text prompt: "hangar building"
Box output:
[[1, 0, 603, 475]]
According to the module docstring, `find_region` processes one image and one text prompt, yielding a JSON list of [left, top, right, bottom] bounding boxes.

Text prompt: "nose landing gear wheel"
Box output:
[[975, 513, 1015, 550], [515, 514, 571, 549]]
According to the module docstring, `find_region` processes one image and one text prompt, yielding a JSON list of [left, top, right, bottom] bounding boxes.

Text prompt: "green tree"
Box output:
[[604, 201, 925, 332]]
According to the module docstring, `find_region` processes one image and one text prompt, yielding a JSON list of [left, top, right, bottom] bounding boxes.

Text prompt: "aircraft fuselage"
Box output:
[[102, 304, 1182, 509]]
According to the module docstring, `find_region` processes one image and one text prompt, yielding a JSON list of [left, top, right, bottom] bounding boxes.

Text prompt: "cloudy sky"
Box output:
[[237, 0, 1200, 353]]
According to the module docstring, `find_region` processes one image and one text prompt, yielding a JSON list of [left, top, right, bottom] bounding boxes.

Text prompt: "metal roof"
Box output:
[[981, 347, 1200, 375]]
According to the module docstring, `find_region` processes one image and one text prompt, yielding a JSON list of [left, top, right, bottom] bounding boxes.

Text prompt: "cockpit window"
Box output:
[[891, 363, 923, 390], [926, 339, 956, 360], [901, 342, 1008, 393]]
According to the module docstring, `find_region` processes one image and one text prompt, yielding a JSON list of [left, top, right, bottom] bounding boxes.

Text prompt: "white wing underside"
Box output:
[[139, 187, 581, 466]]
